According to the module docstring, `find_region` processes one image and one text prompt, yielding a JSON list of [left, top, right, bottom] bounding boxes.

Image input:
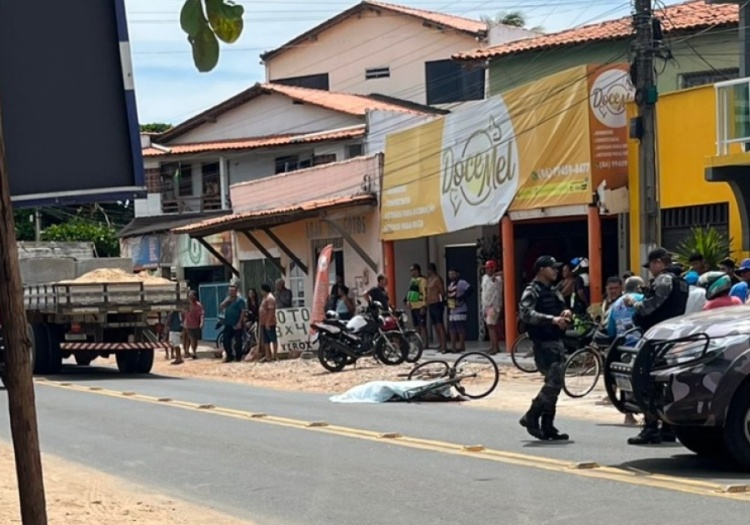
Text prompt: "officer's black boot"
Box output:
[[541, 409, 569, 441], [519, 399, 545, 440], [627, 418, 661, 445]]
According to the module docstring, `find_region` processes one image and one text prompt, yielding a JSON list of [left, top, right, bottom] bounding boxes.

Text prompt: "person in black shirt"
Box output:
[[366, 274, 390, 308]]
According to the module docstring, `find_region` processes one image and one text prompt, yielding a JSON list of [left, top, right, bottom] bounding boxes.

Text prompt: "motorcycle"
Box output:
[[392, 308, 424, 363], [311, 301, 410, 372]]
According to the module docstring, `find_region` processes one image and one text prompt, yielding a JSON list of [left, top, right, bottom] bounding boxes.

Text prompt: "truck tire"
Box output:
[[724, 381, 750, 470], [136, 349, 154, 374], [673, 425, 727, 458], [115, 352, 139, 374]]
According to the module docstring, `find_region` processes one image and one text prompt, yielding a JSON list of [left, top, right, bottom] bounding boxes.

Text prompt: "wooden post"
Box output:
[[501, 216, 517, 349], [383, 240, 396, 308], [0, 100, 49, 523]]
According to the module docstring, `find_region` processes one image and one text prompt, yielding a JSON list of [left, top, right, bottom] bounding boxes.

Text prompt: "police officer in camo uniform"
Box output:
[[518, 256, 572, 441]]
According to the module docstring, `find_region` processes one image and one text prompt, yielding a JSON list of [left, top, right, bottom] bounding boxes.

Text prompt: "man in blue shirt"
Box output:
[[607, 276, 645, 347], [220, 284, 246, 362], [730, 259, 750, 304], [606, 275, 645, 426]]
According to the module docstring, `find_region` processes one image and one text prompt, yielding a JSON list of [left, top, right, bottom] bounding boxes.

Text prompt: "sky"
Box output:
[[125, 0, 686, 124]]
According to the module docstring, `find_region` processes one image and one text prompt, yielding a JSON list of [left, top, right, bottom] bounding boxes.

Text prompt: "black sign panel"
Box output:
[[0, 0, 145, 207]]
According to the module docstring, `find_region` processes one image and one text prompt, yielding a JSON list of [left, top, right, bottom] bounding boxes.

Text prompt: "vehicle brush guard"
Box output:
[[604, 329, 712, 415]]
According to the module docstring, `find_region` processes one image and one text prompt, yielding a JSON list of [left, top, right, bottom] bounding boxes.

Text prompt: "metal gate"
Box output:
[[445, 245, 479, 341], [199, 282, 230, 342]]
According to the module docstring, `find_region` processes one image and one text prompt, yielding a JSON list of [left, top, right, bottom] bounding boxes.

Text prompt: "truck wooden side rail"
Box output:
[[6, 281, 192, 376]]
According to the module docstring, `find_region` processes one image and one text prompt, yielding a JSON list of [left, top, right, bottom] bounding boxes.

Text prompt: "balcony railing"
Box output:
[[161, 194, 222, 214], [715, 77, 750, 155]]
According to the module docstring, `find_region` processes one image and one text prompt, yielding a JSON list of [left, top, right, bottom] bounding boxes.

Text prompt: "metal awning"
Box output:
[[172, 193, 377, 237], [171, 193, 379, 277]]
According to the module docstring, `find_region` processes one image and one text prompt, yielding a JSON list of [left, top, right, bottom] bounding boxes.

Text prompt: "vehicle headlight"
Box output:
[[400, 313, 408, 324], [663, 341, 719, 366]]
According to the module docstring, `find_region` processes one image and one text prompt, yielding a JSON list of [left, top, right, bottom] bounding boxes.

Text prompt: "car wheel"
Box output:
[[723, 381, 750, 470], [673, 425, 727, 458]]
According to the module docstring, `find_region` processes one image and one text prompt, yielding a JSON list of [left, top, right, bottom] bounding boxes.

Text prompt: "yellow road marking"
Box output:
[[36, 379, 750, 502]]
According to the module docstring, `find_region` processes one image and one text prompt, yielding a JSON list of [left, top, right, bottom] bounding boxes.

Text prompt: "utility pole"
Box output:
[[34, 208, 41, 241], [634, 0, 660, 263], [0, 103, 49, 521]]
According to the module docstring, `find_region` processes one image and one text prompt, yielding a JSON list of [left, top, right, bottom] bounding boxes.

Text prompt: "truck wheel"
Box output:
[[723, 381, 750, 470], [136, 350, 154, 374], [115, 352, 139, 374], [673, 425, 727, 458]]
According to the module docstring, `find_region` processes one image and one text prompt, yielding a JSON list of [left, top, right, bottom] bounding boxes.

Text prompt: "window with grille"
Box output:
[[366, 67, 390, 80], [679, 68, 739, 89], [661, 203, 729, 253]]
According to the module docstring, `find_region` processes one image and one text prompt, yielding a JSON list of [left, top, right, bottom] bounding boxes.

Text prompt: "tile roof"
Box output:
[[261, 83, 428, 115], [366, 1, 486, 35], [119, 210, 231, 238], [156, 83, 432, 143], [143, 125, 366, 157], [454, 0, 738, 61], [261, 1, 486, 61], [173, 194, 377, 236]]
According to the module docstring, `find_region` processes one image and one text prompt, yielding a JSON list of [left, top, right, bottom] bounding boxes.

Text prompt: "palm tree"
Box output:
[[481, 10, 543, 32]]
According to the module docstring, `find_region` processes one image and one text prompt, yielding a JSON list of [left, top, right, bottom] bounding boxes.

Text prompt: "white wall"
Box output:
[[365, 109, 438, 154], [171, 92, 362, 144], [235, 208, 381, 303], [227, 142, 354, 187], [487, 24, 537, 47], [265, 10, 482, 105]]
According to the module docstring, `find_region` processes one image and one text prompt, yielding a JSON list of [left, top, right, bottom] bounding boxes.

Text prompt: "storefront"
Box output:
[[173, 154, 384, 312], [380, 64, 633, 345]]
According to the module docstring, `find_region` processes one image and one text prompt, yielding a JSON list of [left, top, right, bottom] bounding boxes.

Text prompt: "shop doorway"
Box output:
[[445, 244, 479, 341], [515, 217, 619, 296], [199, 282, 230, 342], [184, 266, 227, 291]]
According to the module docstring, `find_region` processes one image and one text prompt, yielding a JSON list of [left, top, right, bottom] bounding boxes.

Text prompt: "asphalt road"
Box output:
[[2, 365, 750, 524]]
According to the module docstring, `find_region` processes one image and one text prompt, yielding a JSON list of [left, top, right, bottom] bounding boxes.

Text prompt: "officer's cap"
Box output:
[[534, 256, 563, 272], [643, 247, 672, 268]]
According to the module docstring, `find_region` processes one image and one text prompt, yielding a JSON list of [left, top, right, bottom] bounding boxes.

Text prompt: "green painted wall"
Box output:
[[488, 29, 740, 95]]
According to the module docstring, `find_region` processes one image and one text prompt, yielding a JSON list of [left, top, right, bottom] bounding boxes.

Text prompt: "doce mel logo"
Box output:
[[441, 115, 517, 215], [589, 68, 634, 129]]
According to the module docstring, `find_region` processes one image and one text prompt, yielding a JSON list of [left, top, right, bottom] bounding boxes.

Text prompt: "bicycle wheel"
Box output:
[[510, 333, 538, 373], [454, 352, 499, 399], [404, 331, 424, 363], [408, 360, 450, 381], [563, 347, 602, 398]]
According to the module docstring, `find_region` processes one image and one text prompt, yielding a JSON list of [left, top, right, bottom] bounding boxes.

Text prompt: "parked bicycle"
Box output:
[[510, 314, 597, 374], [214, 316, 258, 358], [402, 352, 499, 400]]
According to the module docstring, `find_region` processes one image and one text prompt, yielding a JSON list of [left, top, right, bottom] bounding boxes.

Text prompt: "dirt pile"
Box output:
[[59, 268, 174, 286]]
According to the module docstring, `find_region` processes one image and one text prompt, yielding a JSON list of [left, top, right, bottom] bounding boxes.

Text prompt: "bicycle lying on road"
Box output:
[[400, 352, 500, 401]]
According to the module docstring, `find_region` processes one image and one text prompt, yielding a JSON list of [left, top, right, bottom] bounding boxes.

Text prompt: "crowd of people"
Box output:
[[517, 246, 749, 445]]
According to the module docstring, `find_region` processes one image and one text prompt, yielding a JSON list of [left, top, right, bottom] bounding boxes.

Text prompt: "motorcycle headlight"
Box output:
[[400, 313, 408, 324]]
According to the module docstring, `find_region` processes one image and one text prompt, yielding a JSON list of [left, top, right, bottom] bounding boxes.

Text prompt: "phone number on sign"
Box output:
[[597, 160, 628, 169]]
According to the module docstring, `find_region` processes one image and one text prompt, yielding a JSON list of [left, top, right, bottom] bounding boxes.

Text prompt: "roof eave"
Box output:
[[454, 19, 739, 62], [261, 2, 486, 63]]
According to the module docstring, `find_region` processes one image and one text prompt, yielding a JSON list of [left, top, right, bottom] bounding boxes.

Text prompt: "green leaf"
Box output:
[[205, 0, 244, 44], [675, 226, 733, 271], [180, 0, 208, 38], [189, 27, 220, 72]]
